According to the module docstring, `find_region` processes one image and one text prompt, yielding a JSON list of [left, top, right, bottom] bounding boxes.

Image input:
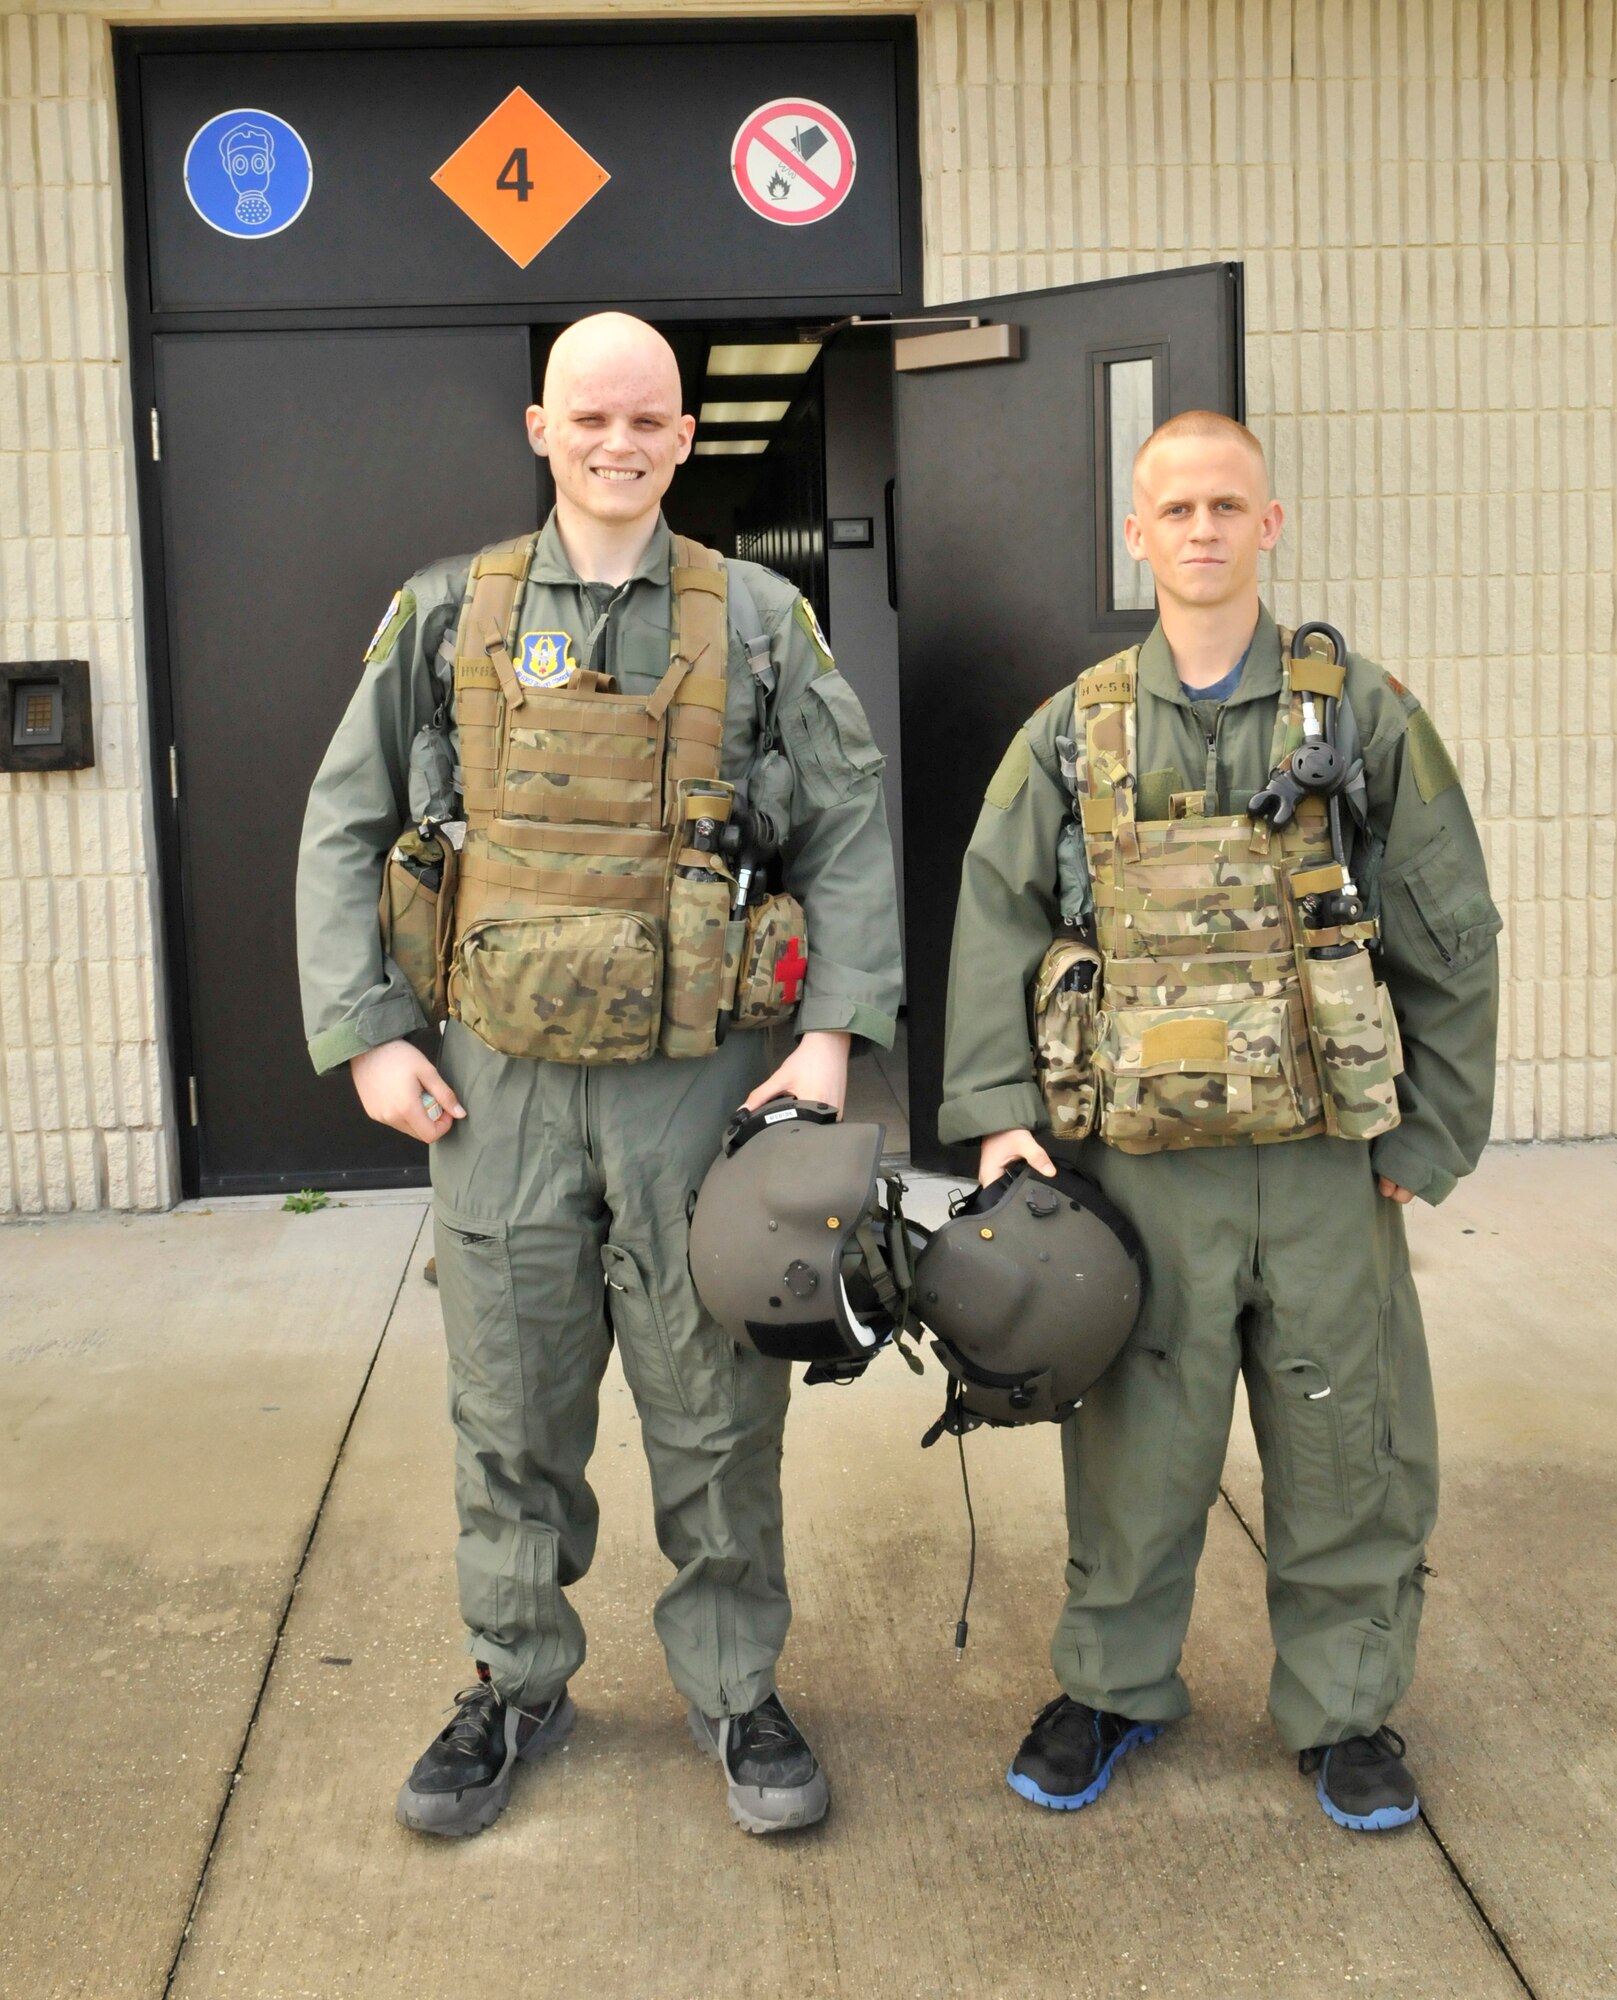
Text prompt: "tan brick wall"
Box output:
[[0, 8, 171, 1211], [0, 0, 1611, 1212]]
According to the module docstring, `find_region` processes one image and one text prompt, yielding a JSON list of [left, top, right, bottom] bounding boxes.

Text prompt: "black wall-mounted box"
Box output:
[[1, 660, 95, 773]]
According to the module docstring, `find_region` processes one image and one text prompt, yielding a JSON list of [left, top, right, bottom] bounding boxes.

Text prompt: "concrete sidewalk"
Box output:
[[1, 1145, 1612, 2000]]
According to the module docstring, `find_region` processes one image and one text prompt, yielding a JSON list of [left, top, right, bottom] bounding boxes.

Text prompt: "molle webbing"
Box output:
[[450, 532, 733, 938], [1071, 638, 1337, 1152]]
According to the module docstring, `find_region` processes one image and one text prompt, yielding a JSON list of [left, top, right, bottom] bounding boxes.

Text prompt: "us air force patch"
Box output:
[[364, 588, 413, 664], [792, 597, 834, 671], [514, 631, 578, 689]]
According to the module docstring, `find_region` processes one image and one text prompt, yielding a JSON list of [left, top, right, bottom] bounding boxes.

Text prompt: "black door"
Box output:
[[893, 263, 1244, 1167], [153, 326, 538, 1194]]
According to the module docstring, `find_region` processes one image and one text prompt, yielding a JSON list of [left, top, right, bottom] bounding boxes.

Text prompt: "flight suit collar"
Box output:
[[530, 509, 673, 589], [1136, 603, 1283, 709]]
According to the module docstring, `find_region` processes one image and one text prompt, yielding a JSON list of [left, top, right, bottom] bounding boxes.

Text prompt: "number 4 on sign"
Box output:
[[431, 88, 610, 269], [497, 148, 532, 201]]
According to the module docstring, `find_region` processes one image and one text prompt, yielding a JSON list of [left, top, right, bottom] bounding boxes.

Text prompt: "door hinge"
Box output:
[[187, 1075, 199, 1127], [168, 744, 179, 801], [150, 407, 162, 461]]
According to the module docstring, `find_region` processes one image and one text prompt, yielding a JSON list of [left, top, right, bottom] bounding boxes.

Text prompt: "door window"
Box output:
[[1096, 349, 1165, 614]]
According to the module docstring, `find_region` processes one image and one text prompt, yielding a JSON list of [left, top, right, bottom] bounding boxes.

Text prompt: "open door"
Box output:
[[892, 262, 1244, 1168]]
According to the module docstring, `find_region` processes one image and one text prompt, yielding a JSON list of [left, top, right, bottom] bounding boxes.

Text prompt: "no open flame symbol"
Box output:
[[732, 99, 856, 227], [766, 122, 829, 202]]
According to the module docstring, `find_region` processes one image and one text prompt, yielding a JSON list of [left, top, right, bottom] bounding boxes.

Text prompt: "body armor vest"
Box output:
[[1034, 636, 1403, 1154], [440, 531, 800, 1065]]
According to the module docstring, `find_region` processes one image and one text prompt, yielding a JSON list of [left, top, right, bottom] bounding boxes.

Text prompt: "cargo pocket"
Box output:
[[602, 1242, 690, 1417], [433, 1205, 522, 1410], [1383, 826, 1504, 981], [1094, 996, 1311, 1149], [780, 671, 885, 808], [1033, 935, 1103, 1140], [1275, 1357, 1350, 1516], [450, 911, 663, 1064]]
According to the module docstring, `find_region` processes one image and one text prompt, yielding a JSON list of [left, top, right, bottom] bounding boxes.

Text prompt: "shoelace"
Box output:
[[1300, 1724, 1406, 1773], [736, 1698, 797, 1751], [439, 1681, 501, 1753]]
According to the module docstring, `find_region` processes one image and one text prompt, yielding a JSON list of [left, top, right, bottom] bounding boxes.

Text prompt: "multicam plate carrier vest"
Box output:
[[1034, 634, 1403, 1154], [441, 531, 802, 1065]]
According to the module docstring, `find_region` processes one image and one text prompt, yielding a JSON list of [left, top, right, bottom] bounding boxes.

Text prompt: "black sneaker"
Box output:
[[1007, 1693, 1161, 1810], [1300, 1725, 1420, 1831], [395, 1666, 575, 1837], [687, 1691, 830, 1834]]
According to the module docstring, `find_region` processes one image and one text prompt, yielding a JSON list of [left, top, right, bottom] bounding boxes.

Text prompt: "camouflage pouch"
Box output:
[[378, 824, 457, 1026], [661, 867, 740, 1059], [1092, 995, 1318, 1152], [733, 894, 809, 1029], [1032, 935, 1104, 1141], [1303, 942, 1403, 1141], [449, 911, 663, 1064]]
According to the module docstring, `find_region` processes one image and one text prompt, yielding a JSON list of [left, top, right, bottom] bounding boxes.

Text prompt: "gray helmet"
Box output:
[[914, 1164, 1143, 1429], [689, 1098, 923, 1381]]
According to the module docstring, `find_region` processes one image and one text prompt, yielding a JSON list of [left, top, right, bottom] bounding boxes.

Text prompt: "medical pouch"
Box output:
[[379, 824, 458, 1026], [1300, 942, 1403, 1142], [1092, 993, 1319, 1153], [733, 893, 809, 1030], [1032, 934, 1104, 1140], [449, 910, 662, 1065]]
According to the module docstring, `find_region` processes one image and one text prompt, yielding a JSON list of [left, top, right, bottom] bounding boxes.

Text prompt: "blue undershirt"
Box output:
[[1179, 644, 1250, 706]]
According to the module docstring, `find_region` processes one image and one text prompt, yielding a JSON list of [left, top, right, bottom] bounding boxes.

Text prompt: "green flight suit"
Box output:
[[297, 512, 901, 1716], [940, 608, 1500, 1750]]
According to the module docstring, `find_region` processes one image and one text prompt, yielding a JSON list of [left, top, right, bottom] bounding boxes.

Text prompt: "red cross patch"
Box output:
[[773, 936, 809, 1006]]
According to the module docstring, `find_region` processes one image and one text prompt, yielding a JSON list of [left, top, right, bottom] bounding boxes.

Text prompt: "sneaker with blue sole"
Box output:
[[1300, 1725, 1420, 1831], [1007, 1693, 1161, 1810]]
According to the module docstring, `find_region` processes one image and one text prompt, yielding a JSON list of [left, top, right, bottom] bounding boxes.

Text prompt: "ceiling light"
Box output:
[[699, 400, 792, 425], [707, 343, 821, 376], [692, 440, 769, 456]]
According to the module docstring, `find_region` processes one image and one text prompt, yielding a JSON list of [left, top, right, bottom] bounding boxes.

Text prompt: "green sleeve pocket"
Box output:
[[1383, 827, 1503, 979], [781, 671, 886, 808]]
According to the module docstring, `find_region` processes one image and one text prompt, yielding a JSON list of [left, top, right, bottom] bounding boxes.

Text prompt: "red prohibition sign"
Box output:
[[731, 98, 857, 226]]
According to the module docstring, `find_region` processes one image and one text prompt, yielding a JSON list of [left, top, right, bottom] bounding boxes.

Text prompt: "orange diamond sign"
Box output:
[[432, 88, 610, 268]]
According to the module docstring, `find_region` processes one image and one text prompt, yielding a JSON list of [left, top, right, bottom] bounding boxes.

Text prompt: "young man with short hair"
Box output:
[[940, 412, 1499, 1829]]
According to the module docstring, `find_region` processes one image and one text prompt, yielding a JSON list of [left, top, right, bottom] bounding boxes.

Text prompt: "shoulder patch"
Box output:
[[792, 596, 835, 673], [1381, 668, 1424, 718], [984, 733, 1031, 810], [364, 587, 414, 664], [1405, 706, 1462, 803]]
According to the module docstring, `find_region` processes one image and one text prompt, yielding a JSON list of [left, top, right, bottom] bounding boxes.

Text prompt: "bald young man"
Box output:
[[297, 314, 900, 1837], [940, 412, 1499, 1829]]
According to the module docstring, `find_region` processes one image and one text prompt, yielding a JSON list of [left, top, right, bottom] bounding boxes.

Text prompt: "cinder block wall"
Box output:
[[0, 8, 166, 1211], [0, 0, 1611, 1213]]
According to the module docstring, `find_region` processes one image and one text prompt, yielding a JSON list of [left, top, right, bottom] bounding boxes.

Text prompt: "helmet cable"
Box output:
[[953, 1429, 977, 1659]]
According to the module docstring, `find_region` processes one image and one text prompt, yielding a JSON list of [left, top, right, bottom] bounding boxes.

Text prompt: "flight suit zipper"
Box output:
[[1202, 710, 1221, 809]]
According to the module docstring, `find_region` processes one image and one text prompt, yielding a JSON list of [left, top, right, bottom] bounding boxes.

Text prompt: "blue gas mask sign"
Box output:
[[183, 108, 313, 240]]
